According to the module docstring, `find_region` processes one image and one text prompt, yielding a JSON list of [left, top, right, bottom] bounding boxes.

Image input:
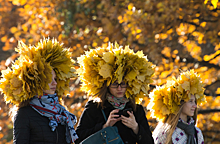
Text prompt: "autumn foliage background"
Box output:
[[0, 0, 220, 143]]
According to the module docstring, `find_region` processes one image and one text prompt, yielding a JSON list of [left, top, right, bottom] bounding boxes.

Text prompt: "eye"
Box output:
[[121, 82, 126, 85], [112, 83, 118, 86]]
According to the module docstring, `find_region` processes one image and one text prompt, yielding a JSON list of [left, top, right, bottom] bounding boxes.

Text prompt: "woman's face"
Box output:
[[109, 81, 127, 98], [43, 70, 57, 94], [181, 94, 197, 119]]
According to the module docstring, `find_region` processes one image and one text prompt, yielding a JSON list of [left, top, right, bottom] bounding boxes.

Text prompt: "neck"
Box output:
[[179, 113, 187, 122]]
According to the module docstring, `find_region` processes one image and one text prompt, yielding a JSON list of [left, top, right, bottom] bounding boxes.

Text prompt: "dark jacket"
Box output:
[[75, 100, 154, 144], [13, 105, 70, 144]]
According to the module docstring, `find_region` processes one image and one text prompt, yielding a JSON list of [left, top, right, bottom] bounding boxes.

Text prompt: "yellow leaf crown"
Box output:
[[147, 69, 206, 121], [77, 42, 155, 103], [0, 38, 76, 105]]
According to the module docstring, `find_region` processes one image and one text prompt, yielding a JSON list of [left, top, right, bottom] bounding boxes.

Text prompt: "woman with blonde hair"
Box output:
[[148, 70, 205, 144], [0, 38, 78, 144], [75, 43, 155, 144]]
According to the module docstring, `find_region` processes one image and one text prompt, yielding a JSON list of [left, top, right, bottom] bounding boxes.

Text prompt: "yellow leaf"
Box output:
[[167, 29, 173, 34], [161, 34, 168, 39], [204, 0, 209, 4], [128, 3, 133, 11], [161, 105, 170, 115], [10, 76, 22, 88], [215, 88, 220, 94], [10, 27, 17, 33], [1, 36, 7, 42], [136, 35, 140, 39], [92, 42, 97, 47], [118, 15, 122, 20], [136, 29, 141, 33], [22, 24, 28, 32], [173, 50, 178, 54], [12, 0, 19, 5], [160, 70, 172, 78], [103, 37, 109, 42], [126, 69, 137, 81], [161, 47, 171, 57], [99, 63, 113, 78], [193, 19, 199, 24], [188, 25, 196, 33], [32, 24, 37, 31], [211, 0, 218, 8], [157, 2, 163, 8], [102, 52, 115, 64], [20, 0, 27, 5]]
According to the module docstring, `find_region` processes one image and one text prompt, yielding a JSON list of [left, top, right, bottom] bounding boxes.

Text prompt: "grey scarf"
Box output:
[[177, 121, 197, 144]]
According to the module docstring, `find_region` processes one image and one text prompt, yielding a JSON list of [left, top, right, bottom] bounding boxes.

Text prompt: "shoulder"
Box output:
[[15, 105, 34, 117], [14, 105, 42, 121], [172, 127, 188, 144], [14, 105, 34, 125], [18, 105, 34, 112], [134, 104, 145, 114], [195, 126, 202, 134], [85, 100, 99, 109], [153, 125, 167, 144], [135, 104, 144, 110], [195, 126, 204, 144]]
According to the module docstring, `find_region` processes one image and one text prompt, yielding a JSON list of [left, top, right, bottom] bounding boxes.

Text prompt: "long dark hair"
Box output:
[[95, 81, 137, 111]]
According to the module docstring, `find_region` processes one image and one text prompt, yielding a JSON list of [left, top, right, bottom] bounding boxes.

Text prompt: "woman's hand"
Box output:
[[121, 111, 139, 134], [103, 109, 121, 129]]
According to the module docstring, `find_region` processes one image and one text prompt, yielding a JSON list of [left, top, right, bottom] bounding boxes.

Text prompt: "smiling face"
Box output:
[[109, 81, 127, 98], [43, 69, 57, 94], [180, 94, 197, 121]]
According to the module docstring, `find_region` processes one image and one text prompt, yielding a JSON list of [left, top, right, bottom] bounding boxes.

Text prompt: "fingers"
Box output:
[[127, 111, 134, 117], [121, 113, 136, 128], [109, 109, 120, 118], [110, 109, 119, 114], [105, 109, 121, 127]]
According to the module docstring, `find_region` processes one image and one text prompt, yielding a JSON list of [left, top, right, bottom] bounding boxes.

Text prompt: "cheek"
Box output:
[[182, 104, 190, 111], [109, 88, 114, 94]]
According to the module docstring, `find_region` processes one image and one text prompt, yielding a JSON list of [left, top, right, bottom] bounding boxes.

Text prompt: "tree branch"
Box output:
[[198, 109, 220, 114]]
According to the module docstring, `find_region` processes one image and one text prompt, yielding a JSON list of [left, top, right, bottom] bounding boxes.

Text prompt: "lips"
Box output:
[[117, 92, 123, 95]]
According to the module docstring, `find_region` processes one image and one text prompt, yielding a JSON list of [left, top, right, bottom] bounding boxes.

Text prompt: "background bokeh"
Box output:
[[0, 0, 220, 143]]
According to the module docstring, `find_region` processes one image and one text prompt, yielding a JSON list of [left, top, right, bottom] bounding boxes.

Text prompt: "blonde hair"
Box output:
[[154, 101, 198, 144]]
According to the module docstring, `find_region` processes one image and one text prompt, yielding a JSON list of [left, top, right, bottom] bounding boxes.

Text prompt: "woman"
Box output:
[[75, 43, 155, 144], [147, 70, 205, 144], [0, 38, 78, 144]]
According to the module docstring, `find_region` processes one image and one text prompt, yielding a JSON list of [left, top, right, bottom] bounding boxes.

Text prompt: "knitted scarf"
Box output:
[[30, 93, 78, 143], [177, 120, 196, 144], [106, 93, 129, 110]]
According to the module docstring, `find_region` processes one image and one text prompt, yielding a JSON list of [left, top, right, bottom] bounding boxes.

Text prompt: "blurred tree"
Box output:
[[0, 0, 220, 143]]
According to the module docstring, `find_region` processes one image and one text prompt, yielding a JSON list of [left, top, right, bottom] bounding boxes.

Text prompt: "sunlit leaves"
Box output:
[[0, 0, 220, 143], [204, 0, 218, 8]]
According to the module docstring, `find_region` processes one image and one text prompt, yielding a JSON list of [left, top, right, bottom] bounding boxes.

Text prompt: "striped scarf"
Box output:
[[30, 93, 78, 143]]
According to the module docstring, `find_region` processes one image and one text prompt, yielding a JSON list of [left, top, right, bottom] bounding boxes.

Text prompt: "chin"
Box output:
[[46, 91, 55, 95], [116, 95, 124, 98]]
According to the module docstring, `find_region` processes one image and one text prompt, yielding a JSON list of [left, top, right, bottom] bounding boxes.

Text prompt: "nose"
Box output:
[[193, 103, 197, 108], [52, 79, 57, 85], [117, 85, 122, 90]]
